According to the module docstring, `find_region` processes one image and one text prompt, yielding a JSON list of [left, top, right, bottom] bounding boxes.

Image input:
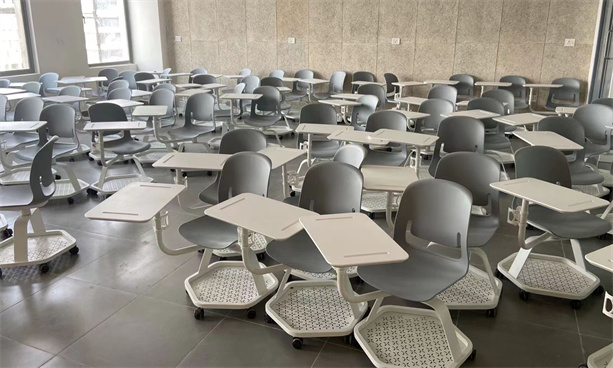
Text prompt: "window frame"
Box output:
[[81, 0, 132, 67], [0, 0, 36, 77]]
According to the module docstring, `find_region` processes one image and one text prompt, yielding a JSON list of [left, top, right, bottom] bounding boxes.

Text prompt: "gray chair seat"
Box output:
[[282, 196, 300, 206], [362, 149, 406, 166], [244, 115, 281, 127], [515, 100, 529, 109], [15, 142, 77, 161], [106, 138, 150, 155], [178, 216, 238, 249], [568, 161, 604, 185], [0, 184, 34, 208], [585, 141, 609, 158], [266, 231, 332, 273], [310, 141, 341, 158], [528, 205, 611, 239], [198, 183, 218, 205], [484, 134, 512, 151], [468, 214, 498, 247], [168, 124, 214, 140], [313, 92, 332, 100], [5, 133, 38, 150], [358, 247, 468, 302]]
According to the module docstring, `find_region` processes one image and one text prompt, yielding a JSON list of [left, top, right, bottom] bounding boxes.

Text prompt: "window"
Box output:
[[0, 0, 34, 76], [81, 0, 130, 65]]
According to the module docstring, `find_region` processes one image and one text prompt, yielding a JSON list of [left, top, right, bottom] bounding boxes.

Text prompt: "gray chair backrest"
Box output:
[[329, 71, 346, 93], [251, 86, 281, 114], [189, 68, 207, 83], [515, 145, 572, 188], [233, 83, 246, 94], [89, 102, 127, 137], [239, 68, 252, 76], [352, 71, 375, 93], [384, 73, 399, 95], [218, 152, 271, 202], [242, 75, 260, 93], [450, 74, 475, 98], [29, 135, 58, 205], [592, 97, 613, 108], [160, 68, 172, 79], [483, 89, 515, 115], [365, 110, 406, 133], [59, 85, 81, 97], [300, 103, 337, 125], [299, 161, 363, 214], [149, 89, 175, 116], [428, 85, 457, 104], [39, 104, 75, 140], [537, 116, 586, 160], [98, 68, 119, 87], [193, 74, 217, 85], [546, 78, 581, 109], [22, 81, 41, 94], [294, 69, 313, 91], [107, 87, 132, 100], [15, 97, 44, 121], [430, 116, 485, 176], [467, 97, 505, 130], [39, 72, 59, 95], [358, 84, 386, 109], [332, 144, 367, 169], [574, 104, 613, 146], [134, 72, 155, 90], [0, 95, 7, 121], [435, 152, 500, 218], [261, 77, 284, 88], [415, 98, 455, 133], [351, 95, 378, 128], [154, 83, 177, 93], [499, 75, 527, 104], [119, 70, 137, 89], [107, 80, 130, 94], [185, 93, 214, 126], [269, 70, 284, 78], [0, 79, 9, 88], [219, 129, 267, 154], [394, 179, 472, 262]]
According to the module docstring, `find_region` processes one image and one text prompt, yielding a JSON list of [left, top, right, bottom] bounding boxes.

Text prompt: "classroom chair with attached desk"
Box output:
[[499, 75, 528, 109], [286, 69, 314, 102], [313, 71, 346, 100], [546, 78, 581, 111], [428, 84, 458, 105], [361, 110, 408, 167], [414, 98, 455, 135], [450, 74, 475, 101]]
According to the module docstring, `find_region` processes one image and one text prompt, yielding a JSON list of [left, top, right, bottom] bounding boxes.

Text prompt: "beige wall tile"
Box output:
[[495, 43, 544, 83], [246, 0, 277, 42], [376, 42, 414, 81], [217, 0, 246, 40], [500, 0, 550, 43], [278, 42, 309, 75], [540, 43, 593, 83], [247, 42, 278, 76], [189, 0, 218, 41], [342, 43, 378, 74], [191, 40, 220, 72], [164, 0, 190, 36], [453, 43, 498, 80], [456, 0, 502, 44], [168, 38, 193, 72], [378, 0, 417, 43], [218, 40, 248, 74], [309, 42, 342, 79], [413, 42, 455, 80], [343, 0, 379, 43], [416, 0, 459, 44], [309, 0, 343, 43], [546, 0, 599, 45], [277, 0, 309, 43]]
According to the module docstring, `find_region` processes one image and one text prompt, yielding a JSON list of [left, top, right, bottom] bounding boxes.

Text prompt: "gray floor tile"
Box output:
[[60, 296, 220, 367], [40, 355, 88, 368], [311, 342, 373, 367], [177, 317, 325, 367], [0, 277, 135, 354], [0, 335, 53, 368], [580, 334, 613, 364]]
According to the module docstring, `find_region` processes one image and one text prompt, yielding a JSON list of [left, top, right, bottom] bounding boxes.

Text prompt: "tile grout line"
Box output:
[[574, 309, 589, 362], [310, 340, 327, 368], [174, 315, 226, 368]]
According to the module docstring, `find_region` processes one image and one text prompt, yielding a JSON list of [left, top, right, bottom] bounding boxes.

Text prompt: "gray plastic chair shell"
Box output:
[[193, 74, 217, 85], [107, 88, 132, 101], [134, 72, 155, 91], [38, 72, 59, 96], [332, 144, 367, 169], [245, 86, 282, 128], [499, 75, 528, 109], [22, 81, 41, 94], [98, 68, 119, 87], [351, 71, 375, 93], [107, 80, 130, 95], [450, 74, 475, 99], [350, 95, 378, 130], [362, 110, 408, 167], [383, 73, 399, 97], [153, 83, 177, 93], [0, 95, 7, 121], [415, 98, 455, 134], [574, 104, 613, 156], [358, 84, 387, 110], [269, 70, 284, 78], [15, 97, 44, 121], [546, 78, 581, 110], [428, 85, 458, 104], [0, 79, 9, 88], [59, 85, 81, 97], [429, 116, 485, 176], [297, 103, 340, 159], [119, 70, 137, 89], [483, 89, 515, 115], [592, 97, 613, 108]]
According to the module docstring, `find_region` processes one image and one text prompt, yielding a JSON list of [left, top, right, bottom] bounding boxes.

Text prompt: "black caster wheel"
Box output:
[[256, 253, 266, 261], [593, 285, 605, 296], [194, 308, 205, 320], [207, 171, 213, 176], [182, 172, 187, 178], [67, 197, 75, 205], [265, 314, 275, 324], [86, 188, 97, 196], [519, 290, 531, 302], [97, 161, 102, 166], [3, 228, 13, 238], [247, 308, 256, 319], [198, 249, 204, 254], [0, 268, 3, 278], [290, 191, 296, 197], [469, 349, 477, 361], [69, 246, 79, 255], [292, 337, 303, 349], [486, 308, 497, 318], [55, 174, 62, 180], [69, 157, 75, 162], [368, 212, 374, 219], [571, 300, 582, 310], [131, 159, 135, 164], [88, 155, 94, 161], [39, 263, 50, 273]]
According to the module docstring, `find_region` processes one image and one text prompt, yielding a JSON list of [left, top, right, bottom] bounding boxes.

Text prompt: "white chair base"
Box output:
[[212, 233, 267, 258], [360, 191, 395, 214], [587, 342, 613, 368], [290, 266, 358, 281], [90, 174, 152, 195], [437, 265, 502, 314]]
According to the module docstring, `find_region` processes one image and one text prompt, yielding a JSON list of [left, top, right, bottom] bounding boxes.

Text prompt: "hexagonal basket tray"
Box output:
[[0, 230, 76, 268], [437, 265, 502, 310]]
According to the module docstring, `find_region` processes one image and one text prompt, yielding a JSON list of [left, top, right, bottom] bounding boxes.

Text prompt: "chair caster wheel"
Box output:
[[88, 156, 94, 161], [207, 171, 212, 176], [519, 290, 531, 302], [3, 228, 12, 238], [469, 349, 477, 361], [123, 160, 129, 164], [55, 174, 61, 180], [97, 161, 102, 166], [86, 188, 97, 196], [69, 246, 79, 255], [292, 337, 303, 349], [247, 308, 256, 319], [69, 157, 75, 162], [344, 332, 361, 348], [256, 253, 266, 261], [67, 197, 74, 205], [39, 263, 50, 273], [593, 285, 605, 296], [571, 300, 582, 310], [198, 249, 204, 254], [0, 268, 2, 278], [289, 191, 296, 197], [194, 308, 205, 320], [494, 269, 505, 280], [265, 314, 275, 324], [486, 308, 497, 317]]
